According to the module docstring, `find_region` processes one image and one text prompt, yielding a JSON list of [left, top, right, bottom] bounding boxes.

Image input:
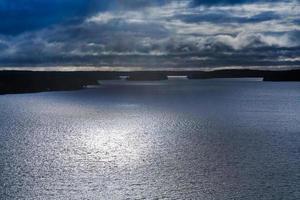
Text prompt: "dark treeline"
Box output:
[[0, 71, 119, 94], [186, 69, 300, 81], [0, 69, 299, 94]]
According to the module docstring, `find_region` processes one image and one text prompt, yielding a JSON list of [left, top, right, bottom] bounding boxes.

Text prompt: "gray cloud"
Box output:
[[0, 0, 299, 69]]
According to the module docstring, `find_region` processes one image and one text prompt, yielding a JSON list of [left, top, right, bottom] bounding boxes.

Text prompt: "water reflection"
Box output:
[[0, 80, 299, 199]]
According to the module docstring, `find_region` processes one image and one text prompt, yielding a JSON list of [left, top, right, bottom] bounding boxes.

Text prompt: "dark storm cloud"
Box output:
[[191, 0, 286, 6], [0, 0, 299, 69], [0, 0, 101, 35], [176, 11, 281, 24], [0, 0, 166, 35]]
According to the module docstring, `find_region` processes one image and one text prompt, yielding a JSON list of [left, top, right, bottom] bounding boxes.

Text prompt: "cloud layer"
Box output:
[[0, 0, 299, 69]]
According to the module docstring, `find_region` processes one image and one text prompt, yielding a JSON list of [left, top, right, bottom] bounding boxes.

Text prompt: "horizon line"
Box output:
[[0, 65, 299, 72]]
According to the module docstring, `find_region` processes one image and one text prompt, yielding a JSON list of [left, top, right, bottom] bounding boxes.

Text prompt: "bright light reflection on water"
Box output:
[[0, 80, 300, 199]]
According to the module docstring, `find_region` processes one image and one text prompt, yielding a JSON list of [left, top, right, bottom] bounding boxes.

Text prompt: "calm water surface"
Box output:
[[0, 80, 299, 199]]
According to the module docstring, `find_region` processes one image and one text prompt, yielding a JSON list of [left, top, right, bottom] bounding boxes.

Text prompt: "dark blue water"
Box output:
[[0, 80, 299, 199]]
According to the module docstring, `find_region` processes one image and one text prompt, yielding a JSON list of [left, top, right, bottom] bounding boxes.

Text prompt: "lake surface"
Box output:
[[0, 79, 299, 199]]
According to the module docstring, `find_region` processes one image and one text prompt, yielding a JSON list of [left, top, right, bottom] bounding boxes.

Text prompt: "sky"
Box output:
[[0, 0, 299, 70]]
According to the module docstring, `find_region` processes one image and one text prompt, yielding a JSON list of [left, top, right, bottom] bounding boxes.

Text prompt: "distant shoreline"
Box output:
[[0, 69, 299, 95]]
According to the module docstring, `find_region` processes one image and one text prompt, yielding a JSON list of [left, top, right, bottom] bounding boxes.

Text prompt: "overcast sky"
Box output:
[[0, 0, 299, 70]]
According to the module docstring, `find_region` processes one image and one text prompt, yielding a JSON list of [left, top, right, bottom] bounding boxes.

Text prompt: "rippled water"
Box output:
[[0, 80, 299, 199]]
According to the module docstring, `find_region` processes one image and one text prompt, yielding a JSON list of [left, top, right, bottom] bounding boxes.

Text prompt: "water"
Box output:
[[0, 79, 299, 199]]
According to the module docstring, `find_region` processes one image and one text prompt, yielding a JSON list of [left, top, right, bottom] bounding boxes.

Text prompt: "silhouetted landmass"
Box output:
[[127, 72, 168, 81], [0, 69, 299, 94], [186, 69, 300, 81], [262, 70, 300, 81], [0, 71, 119, 94]]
